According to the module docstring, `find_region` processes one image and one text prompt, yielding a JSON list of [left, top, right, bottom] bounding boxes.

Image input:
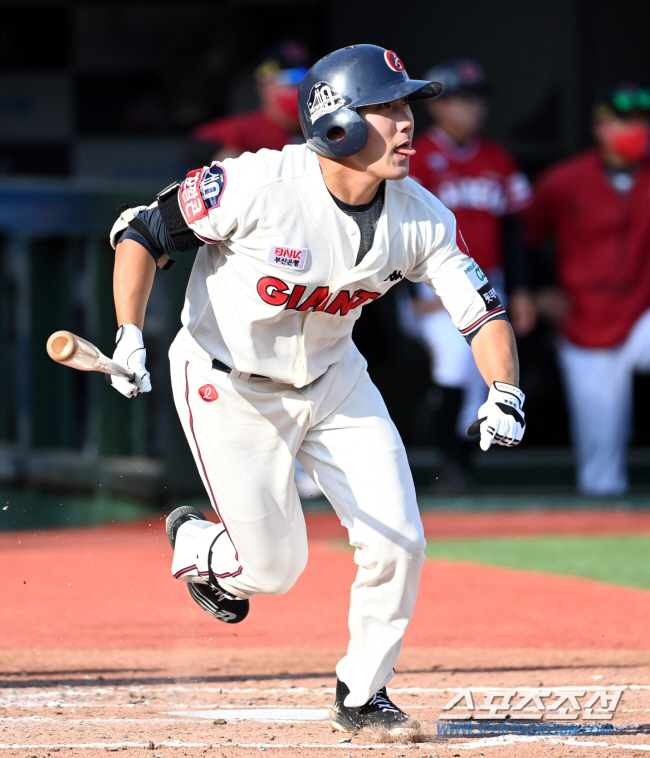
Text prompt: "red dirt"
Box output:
[[2, 510, 649, 650], [2, 509, 649, 758], [308, 507, 650, 539]]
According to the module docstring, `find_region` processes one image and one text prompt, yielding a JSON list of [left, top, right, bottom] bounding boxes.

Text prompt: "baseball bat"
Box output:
[[46, 330, 134, 380]]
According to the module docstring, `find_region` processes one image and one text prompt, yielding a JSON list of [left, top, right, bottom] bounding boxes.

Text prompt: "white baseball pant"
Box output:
[[557, 308, 650, 496], [168, 328, 426, 707]]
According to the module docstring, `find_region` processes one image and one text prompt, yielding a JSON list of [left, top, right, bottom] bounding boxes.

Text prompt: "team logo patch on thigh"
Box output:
[[198, 384, 218, 402]]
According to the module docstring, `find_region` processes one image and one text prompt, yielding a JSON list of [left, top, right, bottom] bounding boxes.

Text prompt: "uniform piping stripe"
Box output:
[[184, 361, 243, 579], [174, 564, 198, 579], [460, 307, 506, 335]]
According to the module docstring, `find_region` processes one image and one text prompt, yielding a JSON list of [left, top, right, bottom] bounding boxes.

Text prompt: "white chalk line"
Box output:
[[0, 738, 649, 751], [1, 683, 646, 702]]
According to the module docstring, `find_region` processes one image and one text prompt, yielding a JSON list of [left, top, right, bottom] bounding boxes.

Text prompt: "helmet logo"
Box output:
[[307, 81, 345, 124], [384, 50, 405, 73]]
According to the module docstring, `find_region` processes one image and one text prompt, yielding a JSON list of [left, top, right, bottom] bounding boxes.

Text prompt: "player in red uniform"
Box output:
[[191, 40, 310, 162], [525, 84, 650, 495], [408, 59, 534, 488]]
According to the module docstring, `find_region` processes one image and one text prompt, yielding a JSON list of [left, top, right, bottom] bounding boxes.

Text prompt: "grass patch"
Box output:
[[425, 535, 650, 590]]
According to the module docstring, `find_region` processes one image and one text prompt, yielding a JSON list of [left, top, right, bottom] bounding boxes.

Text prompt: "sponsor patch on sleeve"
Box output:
[[464, 260, 502, 311], [477, 282, 502, 310], [464, 259, 488, 289], [179, 168, 208, 223], [267, 245, 308, 270], [200, 164, 226, 210]]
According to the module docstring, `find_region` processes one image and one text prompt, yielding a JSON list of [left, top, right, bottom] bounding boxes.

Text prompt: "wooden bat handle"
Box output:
[[46, 330, 134, 380]]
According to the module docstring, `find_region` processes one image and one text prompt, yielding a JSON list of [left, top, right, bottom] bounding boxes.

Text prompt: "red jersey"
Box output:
[[409, 126, 531, 270], [192, 110, 300, 154], [525, 149, 650, 348]]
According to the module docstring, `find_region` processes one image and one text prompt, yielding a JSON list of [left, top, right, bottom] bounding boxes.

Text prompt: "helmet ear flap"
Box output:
[[307, 108, 368, 159]]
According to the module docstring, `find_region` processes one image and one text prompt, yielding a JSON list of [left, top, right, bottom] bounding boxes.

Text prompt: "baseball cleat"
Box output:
[[165, 505, 249, 624], [329, 678, 420, 735]]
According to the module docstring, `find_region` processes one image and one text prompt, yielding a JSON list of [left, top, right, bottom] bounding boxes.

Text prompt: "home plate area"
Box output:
[[1, 649, 650, 758]]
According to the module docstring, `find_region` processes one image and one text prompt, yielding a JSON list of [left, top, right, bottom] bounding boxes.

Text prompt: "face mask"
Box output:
[[602, 122, 650, 162]]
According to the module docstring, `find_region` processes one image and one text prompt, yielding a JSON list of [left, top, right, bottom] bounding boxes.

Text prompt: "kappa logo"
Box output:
[[384, 50, 406, 73], [384, 270, 403, 282], [198, 384, 218, 402], [308, 81, 345, 124]]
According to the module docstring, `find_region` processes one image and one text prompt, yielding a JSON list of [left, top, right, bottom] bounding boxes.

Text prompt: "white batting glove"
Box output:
[[470, 381, 526, 451], [109, 324, 151, 398], [109, 205, 149, 249]]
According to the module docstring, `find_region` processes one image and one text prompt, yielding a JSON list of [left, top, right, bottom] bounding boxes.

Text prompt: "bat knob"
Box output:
[[47, 331, 76, 362], [467, 417, 487, 437]]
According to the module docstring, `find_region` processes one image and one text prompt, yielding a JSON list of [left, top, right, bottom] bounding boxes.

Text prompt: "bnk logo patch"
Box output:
[[267, 246, 308, 270]]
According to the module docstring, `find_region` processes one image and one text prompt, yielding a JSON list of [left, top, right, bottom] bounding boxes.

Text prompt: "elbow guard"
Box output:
[[115, 205, 176, 270], [157, 182, 203, 254]]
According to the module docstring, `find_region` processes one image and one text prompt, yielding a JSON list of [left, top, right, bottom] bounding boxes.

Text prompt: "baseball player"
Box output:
[[191, 40, 310, 163], [109, 45, 525, 735], [408, 59, 534, 489], [525, 84, 650, 496]]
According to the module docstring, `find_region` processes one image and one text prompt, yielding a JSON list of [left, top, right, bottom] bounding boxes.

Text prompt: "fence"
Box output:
[[0, 179, 203, 504]]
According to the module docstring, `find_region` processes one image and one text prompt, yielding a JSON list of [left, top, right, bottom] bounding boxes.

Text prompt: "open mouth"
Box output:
[[394, 142, 415, 156]]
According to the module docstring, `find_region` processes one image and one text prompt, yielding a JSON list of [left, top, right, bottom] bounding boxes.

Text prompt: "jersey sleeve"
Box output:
[[407, 200, 507, 342], [176, 158, 247, 243], [120, 205, 172, 259]]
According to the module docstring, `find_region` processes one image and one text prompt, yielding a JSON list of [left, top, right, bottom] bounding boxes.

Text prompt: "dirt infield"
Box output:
[[2, 509, 650, 756]]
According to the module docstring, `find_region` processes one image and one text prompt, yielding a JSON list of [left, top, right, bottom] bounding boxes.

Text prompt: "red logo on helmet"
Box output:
[[198, 384, 218, 402], [384, 50, 405, 73]]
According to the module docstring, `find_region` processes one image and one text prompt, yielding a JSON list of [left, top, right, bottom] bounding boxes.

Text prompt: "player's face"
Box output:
[[354, 98, 415, 180], [593, 114, 650, 166], [428, 95, 487, 144]]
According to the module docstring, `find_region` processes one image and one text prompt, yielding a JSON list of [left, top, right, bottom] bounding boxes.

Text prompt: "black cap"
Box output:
[[255, 40, 311, 81], [424, 58, 489, 98]]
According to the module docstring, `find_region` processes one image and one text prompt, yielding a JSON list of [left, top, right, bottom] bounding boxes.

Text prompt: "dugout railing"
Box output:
[[0, 179, 203, 513]]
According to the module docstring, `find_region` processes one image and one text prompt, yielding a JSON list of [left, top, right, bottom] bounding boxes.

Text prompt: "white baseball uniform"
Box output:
[[146, 143, 505, 706]]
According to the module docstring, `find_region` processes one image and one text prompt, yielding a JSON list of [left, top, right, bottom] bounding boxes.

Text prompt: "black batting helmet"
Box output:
[[298, 44, 443, 159]]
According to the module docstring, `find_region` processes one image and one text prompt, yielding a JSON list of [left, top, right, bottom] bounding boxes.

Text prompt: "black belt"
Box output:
[[212, 357, 267, 379]]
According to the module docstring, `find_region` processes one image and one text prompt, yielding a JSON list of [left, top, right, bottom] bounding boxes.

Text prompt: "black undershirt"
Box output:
[[329, 181, 385, 266]]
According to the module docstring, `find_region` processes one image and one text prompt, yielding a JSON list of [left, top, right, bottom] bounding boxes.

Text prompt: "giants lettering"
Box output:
[[257, 276, 290, 305], [256, 277, 379, 315], [324, 289, 379, 315]]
